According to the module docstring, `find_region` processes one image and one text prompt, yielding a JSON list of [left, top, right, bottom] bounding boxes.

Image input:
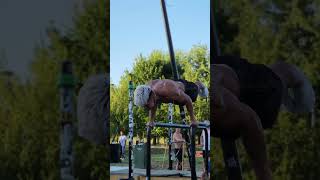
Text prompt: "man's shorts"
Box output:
[[213, 56, 283, 129], [203, 150, 210, 160], [177, 79, 199, 102], [175, 148, 183, 163]]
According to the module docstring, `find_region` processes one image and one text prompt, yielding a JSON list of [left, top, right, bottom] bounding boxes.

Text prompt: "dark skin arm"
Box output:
[[212, 64, 271, 180], [148, 105, 157, 126], [213, 86, 271, 180]]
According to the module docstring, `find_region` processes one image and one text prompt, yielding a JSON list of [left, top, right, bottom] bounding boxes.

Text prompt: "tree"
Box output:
[[214, 0, 320, 179], [0, 0, 109, 179], [110, 45, 210, 144]]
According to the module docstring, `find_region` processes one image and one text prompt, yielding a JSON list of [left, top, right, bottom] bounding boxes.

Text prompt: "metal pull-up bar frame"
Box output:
[[146, 122, 209, 180], [160, 0, 193, 173]]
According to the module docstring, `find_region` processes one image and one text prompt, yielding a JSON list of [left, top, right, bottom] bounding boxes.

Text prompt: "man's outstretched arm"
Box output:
[[184, 95, 197, 126], [148, 106, 157, 127]]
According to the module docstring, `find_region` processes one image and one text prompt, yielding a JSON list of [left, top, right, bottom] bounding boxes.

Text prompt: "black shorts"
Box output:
[[202, 150, 210, 160], [213, 56, 283, 129], [175, 148, 183, 163], [177, 79, 199, 102]]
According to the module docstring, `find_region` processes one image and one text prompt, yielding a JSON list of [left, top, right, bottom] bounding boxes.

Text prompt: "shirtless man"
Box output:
[[173, 128, 185, 170], [133, 79, 208, 126]]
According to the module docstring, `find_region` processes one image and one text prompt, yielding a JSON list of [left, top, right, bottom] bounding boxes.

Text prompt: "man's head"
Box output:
[[175, 128, 181, 133], [195, 81, 209, 98], [134, 85, 155, 109], [120, 130, 123, 135]]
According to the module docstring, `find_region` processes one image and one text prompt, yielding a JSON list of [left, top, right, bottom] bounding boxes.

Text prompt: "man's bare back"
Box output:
[[148, 79, 188, 104], [134, 79, 207, 127]]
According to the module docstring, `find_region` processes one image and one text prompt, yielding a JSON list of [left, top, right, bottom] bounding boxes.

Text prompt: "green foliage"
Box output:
[[110, 45, 210, 141], [0, 0, 108, 179], [214, 0, 320, 179]]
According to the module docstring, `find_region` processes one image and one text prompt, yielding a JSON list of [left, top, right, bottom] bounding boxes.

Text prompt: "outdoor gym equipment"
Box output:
[[162, 140, 188, 170], [127, 80, 134, 180], [168, 103, 174, 170], [146, 122, 209, 180], [160, 0, 194, 172]]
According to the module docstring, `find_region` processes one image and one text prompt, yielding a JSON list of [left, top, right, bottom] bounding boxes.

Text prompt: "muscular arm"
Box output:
[[184, 95, 196, 124], [149, 106, 157, 125], [213, 87, 271, 180], [151, 79, 197, 125]]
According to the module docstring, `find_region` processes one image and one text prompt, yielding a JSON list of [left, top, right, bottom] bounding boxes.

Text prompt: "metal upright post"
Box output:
[[168, 103, 173, 170], [146, 125, 152, 180], [190, 126, 197, 179], [59, 61, 75, 180], [204, 128, 209, 176], [128, 81, 134, 179], [160, 0, 192, 169]]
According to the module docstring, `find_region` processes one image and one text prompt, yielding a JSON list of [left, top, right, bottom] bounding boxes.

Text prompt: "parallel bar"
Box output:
[[198, 122, 210, 127], [190, 127, 197, 179], [146, 122, 210, 179], [146, 126, 152, 180], [155, 122, 209, 129], [204, 128, 209, 175], [168, 103, 173, 170], [160, 0, 179, 80]]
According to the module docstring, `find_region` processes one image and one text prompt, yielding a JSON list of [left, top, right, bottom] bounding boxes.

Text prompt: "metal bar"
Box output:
[[190, 126, 197, 179], [198, 122, 210, 127], [128, 81, 134, 179], [168, 103, 173, 170], [155, 122, 209, 129], [146, 126, 152, 180], [160, 0, 192, 169], [160, 0, 179, 80], [179, 109, 192, 170], [204, 128, 209, 175]]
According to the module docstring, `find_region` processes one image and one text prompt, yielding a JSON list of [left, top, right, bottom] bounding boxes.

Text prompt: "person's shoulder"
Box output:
[[173, 132, 178, 136]]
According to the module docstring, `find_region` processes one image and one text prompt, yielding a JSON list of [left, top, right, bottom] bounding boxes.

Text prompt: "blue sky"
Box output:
[[110, 0, 210, 85]]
